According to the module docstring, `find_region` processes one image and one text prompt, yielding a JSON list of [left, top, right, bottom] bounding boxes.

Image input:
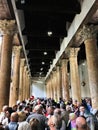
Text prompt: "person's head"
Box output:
[[79, 106, 85, 113], [29, 118, 39, 130], [76, 116, 88, 130], [48, 108, 63, 130], [33, 104, 43, 114], [47, 106, 54, 115], [54, 108, 61, 116], [2, 105, 9, 113], [12, 105, 17, 111], [18, 111, 27, 122], [60, 103, 66, 110], [69, 113, 77, 121], [24, 105, 31, 113], [10, 112, 19, 122], [5, 107, 14, 119], [66, 105, 71, 112], [36, 98, 41, 104]]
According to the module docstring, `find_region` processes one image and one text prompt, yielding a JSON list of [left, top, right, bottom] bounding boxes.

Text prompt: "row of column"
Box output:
[[46, 25, 98, 109], [0, 20, 31, 111]]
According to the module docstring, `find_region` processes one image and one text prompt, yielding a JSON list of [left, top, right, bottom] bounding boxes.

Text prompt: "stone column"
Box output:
[[0, 20, 16, 111], [49, 75, 53, 99], [50, 73, 54, 99], [18, 58, 25, 101], [28, 76, 32, 98], [0, 36, 3, 69], [45, 82, 48, 98], [61, 59, 70, 101], [9, 46, 22, 106], [69, 48, 81, 103], [53, 70, 57, 102], [23, 65, 27, 100], [25, 70, 29, 99], [26, 71, 29, 99], [82, 25, 98, 109], [28, 74, 31, 98], [56, 66, 62, 102], [46, 80, 49, 98]]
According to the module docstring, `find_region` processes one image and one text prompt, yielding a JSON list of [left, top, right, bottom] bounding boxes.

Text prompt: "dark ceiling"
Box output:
[[15, 0, 81, 77]]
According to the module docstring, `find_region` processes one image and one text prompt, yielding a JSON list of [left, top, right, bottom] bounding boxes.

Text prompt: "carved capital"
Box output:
[[80, 25, 97, 41], [61, 59, 68, 66], [13, 46, 22, 55], [0, 20, 17, 35], [69, 48, 80, 58]]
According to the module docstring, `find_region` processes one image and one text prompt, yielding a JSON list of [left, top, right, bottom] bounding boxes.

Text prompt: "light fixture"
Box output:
[[42, 62, 45, 65], [21, 0, 25, 4], [47, 31, 52, 36], [40, 68, 43, 71], [39, 72, 42, 75], [43, 52, 47, 55]]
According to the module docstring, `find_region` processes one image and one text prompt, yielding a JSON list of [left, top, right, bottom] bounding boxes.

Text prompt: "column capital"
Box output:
[[69, 48, 80, 58], [80, 25, 98, 41], [61, 59, 68, 65], [56, 66, 60, 71], [13, 46, 22, 55], [0, 20, 17, 35]]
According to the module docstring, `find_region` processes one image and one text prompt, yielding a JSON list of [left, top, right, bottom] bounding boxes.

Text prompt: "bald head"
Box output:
[[76, 116, 88, 130], [10, 112, 19, 122]]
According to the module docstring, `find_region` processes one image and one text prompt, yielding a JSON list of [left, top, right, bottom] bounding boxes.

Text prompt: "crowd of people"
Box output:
[[0, 97, 98, 130]]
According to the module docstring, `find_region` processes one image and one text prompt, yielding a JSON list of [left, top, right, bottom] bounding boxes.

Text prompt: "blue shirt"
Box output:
[[6, 122, 18, 130]]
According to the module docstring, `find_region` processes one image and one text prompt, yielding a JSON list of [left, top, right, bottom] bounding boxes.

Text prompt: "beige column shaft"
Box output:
[[48, 79, 51, 98], [53, 71, 57, 102], [25, 70, 27, 99], [52, 71, 56, 100], [19, 59, 25, 101], [25, 71, 29, 99], [28, 76, 31, 98], [0, 20, 16, 111], [46, 82, 48, 98], [48, 82, 50, 98], [23, 66, 27, 100], [82, 25, 98, 109], [61, 59, 70, 101], [0, 36, 3, 70], [27, 75, 31, 99], [50, 73, 54, 99], [9, 46, 22, 106], [49, 75, 53, 99], [56, 66, 62, 102], [69, 48, 81, 103], [26, 74, 29, 99], [46, 81, 49, 98]]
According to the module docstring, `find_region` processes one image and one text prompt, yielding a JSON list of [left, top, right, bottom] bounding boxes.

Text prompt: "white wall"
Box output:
[[31, 82, 46, 98]]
